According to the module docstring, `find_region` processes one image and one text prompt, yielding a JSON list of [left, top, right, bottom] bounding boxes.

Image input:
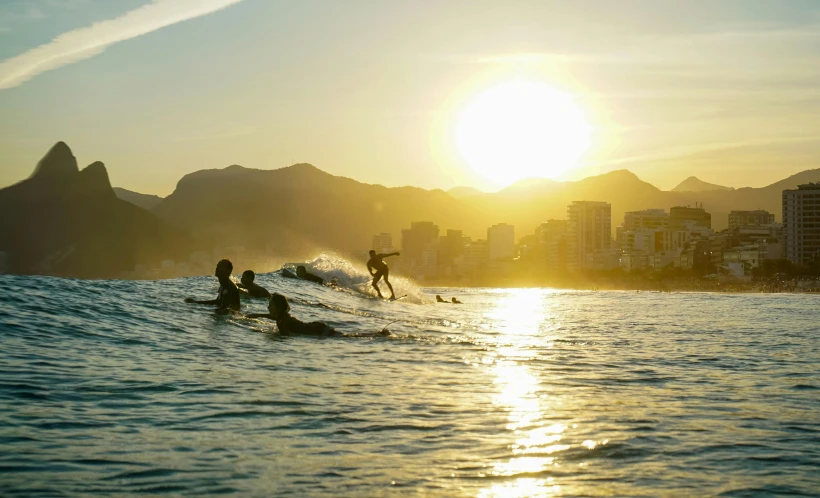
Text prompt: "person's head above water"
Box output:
[[268, 293, 291, 318], [241, 270, 255, 285], [436, 295, 445, 302], [296, 266, 307, 277], [215, 259, 233, 279]]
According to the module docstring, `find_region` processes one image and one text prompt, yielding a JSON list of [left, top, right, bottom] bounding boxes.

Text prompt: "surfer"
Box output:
[[296, 266, 324, 285], [184, 259, 241, 312], [247, 293, 391, 337], [451, 297, 463, 304], [247, 293, 339, 336], [436, 295, 446, 303], [367, 250, 400, 300], [238, 270, 271, 299]]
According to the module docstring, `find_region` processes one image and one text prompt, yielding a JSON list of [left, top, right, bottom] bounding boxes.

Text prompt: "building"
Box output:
[[670, 205, 711, 230], [372, 233, 393, 254], [401, 222, 439, 267], [487, 223, 515, 261], [623, 209, 669, 230], [439, 229, 467, 268], [617, 209, 669, 248], [728, 210, 775, 229], [567, 201, 611, 270], [783, 183, 820, 264], [535, 220, 568, 272]]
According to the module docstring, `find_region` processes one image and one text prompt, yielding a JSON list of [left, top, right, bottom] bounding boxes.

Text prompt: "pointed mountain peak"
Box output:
[[602, 169, 640, 179], [30, 141, 78, 180], [672, 176, 734, 192], [79, 161, 115, 198]]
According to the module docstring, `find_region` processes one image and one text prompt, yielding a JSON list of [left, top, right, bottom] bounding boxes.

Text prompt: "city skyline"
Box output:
[[2, 0, 820, 196]]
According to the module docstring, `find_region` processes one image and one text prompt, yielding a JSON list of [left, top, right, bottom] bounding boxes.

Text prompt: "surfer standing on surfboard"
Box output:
[[367, 250, 400, 300]]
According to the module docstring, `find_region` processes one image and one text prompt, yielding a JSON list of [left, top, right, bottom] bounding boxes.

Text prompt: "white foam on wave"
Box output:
[[281, 253, 430, 304]]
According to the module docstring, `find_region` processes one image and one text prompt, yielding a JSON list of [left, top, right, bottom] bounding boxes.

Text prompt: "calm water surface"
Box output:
[[0, 272, 818, 496]]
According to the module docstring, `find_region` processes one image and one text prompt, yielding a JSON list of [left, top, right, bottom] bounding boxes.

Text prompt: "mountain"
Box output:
[[456, 167, 820, 232], [447, 186, 484, 199], [152, 164, 486, 254], [114, 187, 163, 210], [0, 142, 188, 278], [152, 162, 820, 258], [672, 176, 734, 192], [5, 143, 818, 279]]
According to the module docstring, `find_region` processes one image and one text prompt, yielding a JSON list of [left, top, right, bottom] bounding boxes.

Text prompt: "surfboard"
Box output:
[[388, 295, 407, 302]]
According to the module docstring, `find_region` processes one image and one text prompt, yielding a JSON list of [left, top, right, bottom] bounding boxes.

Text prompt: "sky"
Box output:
[[1, 0, 819, 195]]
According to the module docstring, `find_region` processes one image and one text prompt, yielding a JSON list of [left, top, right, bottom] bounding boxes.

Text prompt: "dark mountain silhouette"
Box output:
[[114, 187, 163, 210], [4, 143, 818, 279], [153, 163, 820, 256], [0, 142, 188, 278], [672, 176, 734, 192], [152, 163, 486, 254]]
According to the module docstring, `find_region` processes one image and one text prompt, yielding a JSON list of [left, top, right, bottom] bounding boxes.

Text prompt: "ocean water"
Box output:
[[1, 260, 819, 497]]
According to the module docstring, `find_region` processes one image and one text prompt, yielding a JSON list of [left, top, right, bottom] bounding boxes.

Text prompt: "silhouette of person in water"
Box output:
[[451, 297, 462, 304], [367, 250, 399, 299], [185, 259, 240, 312], [436, 295, 446, 302], [237, 270, 271, 299], [296, 265, 324, 285], [247, 293, 339, 336], [247, 293, 391, 337]]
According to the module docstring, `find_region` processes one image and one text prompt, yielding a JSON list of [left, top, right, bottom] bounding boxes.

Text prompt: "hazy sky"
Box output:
[[1, 0, 819, 195]]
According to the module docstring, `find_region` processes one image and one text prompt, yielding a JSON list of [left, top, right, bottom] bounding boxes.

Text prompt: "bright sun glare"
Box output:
[[456, 79, 592, 186]]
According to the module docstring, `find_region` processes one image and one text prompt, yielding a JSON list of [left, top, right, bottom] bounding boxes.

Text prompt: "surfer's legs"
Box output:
[[384, 275, 395, 299], [372, 273, 384, 298]]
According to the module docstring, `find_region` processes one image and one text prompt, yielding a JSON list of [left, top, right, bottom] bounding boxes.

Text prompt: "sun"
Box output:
[[455, 79, 591, 186]]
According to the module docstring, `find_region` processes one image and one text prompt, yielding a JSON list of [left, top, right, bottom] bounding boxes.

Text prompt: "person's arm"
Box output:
[[381, 252, 400, 258], [367, 262, 375, 275], [246, 313, 273, 319], [185, 297, 218, 305]]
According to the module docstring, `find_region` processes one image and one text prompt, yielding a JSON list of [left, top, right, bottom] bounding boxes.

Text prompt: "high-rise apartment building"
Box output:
[[401, 222, 439, 267], [371, 233, 393, 254], [535, 220, 568, 272], [487, 223, 515, 261], [783, 184, 820, 264], [567, 201, 611, 270]]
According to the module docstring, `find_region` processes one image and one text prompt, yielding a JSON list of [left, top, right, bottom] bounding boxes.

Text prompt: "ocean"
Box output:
[[1, 256, 818, 497]]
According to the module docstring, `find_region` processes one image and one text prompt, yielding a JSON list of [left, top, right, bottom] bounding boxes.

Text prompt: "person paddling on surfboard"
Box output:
[[367, 250, 399, 300], [184, 259, 241, 312], [247, 293, 390, 337], [238, 270, 271, 299]]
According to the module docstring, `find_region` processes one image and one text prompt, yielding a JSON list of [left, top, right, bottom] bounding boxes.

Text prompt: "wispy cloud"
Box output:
[[0, 0, 244, 90]]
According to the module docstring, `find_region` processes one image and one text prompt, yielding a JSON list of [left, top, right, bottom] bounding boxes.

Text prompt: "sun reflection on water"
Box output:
[[479, 289, 571, 496]]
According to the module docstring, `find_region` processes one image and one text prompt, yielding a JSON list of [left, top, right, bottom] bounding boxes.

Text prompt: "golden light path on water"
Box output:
[[477, 289, 605, 497]]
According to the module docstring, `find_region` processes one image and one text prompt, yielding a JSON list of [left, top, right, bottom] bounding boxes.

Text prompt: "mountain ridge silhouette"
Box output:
[[0, 142, 188, 278], [4, 142, 820, 278]]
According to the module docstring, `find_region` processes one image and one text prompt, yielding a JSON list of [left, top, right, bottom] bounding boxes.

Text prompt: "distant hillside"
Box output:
[[672, 176, 734, 192], [447, 186, 484, 199], [0, 142, 188, 278], [114, 187, 163, 210], [153, 164, 487, 255], [152, 163, 820, 255], [458, 167, 820, 232], [5, 144, 818, 278]]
